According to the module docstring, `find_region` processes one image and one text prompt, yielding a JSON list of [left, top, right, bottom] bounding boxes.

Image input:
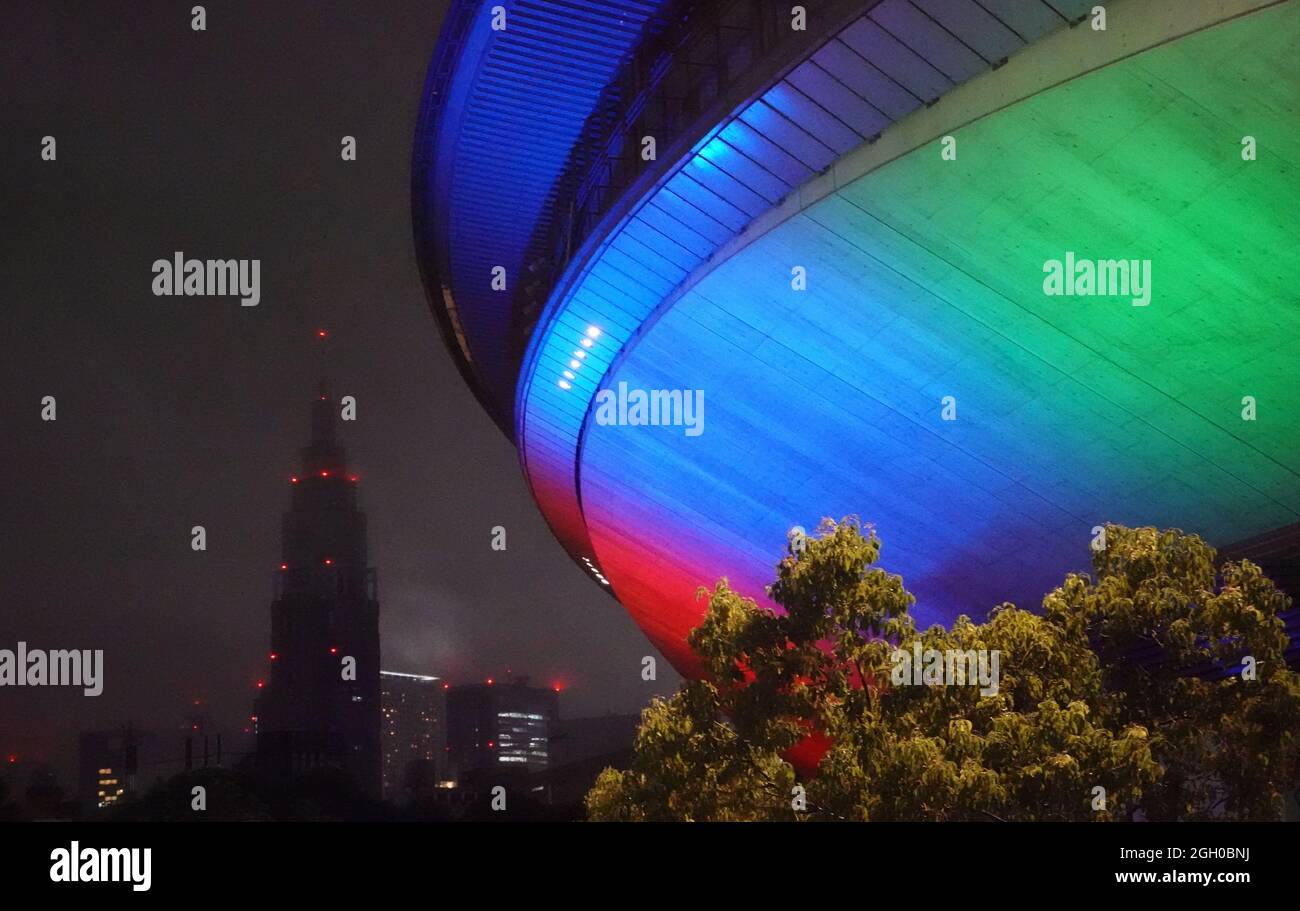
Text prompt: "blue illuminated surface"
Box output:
[[516, 4, 1300, 671]]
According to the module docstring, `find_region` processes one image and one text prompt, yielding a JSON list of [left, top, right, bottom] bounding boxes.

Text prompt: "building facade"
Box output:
[[256, 389, 382, 798], [76, 727, 160, 813], [380, 670, 444, 800], [445, 678, 558, 784]]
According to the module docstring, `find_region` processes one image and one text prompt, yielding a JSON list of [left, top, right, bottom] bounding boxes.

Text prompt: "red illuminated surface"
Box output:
[[323, 558, 333, 566], [582, 508, 733, 677], [269, 652, 278, 661]]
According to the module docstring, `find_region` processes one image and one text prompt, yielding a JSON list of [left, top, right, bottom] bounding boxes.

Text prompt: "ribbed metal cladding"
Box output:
[[416, 0, 1097, 430], [515, 0, 1095, 561], [414, 0, 672, 431]]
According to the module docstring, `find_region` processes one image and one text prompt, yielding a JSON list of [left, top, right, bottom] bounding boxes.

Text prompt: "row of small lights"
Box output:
[[581, 555, 610, 586], [290, 471, 359, 482], [557, 325, 602, 390], [555, 329, 611, 588], [283, 471, 356, 571], [480, 676, 563, 693], [279, 558, 337, 570]]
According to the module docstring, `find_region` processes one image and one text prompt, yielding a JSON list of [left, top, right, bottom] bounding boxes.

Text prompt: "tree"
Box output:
[[586, 519, 1300, 821]]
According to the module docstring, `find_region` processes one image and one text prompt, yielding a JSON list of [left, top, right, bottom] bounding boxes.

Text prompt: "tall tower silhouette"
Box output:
[[257, 352, 381, 799]]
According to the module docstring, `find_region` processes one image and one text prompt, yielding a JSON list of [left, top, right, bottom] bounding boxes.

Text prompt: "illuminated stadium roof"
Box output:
[[414, 0, 1300, 673]]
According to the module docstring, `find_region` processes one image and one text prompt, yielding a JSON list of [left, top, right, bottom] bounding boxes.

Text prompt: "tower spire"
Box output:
[[314, 327, 331, 395], [309, 387, 338, 450], [259, 325, 381, 799], [303, 329, 344, 475]]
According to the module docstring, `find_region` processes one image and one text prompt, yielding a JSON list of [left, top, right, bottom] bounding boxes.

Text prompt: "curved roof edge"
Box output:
[[412, 0, 674, 438], [514, 0, 1111, 568], [411, 0, 511, 435]]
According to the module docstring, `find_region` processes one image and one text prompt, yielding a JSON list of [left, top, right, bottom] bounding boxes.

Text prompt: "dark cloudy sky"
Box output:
[[0, 0, 679, 782]]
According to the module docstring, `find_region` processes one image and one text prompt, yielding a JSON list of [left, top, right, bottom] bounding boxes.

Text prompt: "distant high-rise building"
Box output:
[[379, 670, 444, 800], [256, 385, 381, 798], [446, 677, 558, 782], [77, 727, 159, 813]]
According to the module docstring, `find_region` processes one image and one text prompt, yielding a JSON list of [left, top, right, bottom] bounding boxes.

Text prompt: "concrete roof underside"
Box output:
[[573, 2, 1300, 670]]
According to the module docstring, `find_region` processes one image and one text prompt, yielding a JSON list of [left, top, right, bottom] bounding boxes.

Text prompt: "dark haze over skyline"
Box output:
[[0, 0, 680, 782]]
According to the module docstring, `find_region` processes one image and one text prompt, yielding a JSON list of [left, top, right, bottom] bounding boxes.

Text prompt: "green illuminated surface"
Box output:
[[578, 3, 1300, 633]]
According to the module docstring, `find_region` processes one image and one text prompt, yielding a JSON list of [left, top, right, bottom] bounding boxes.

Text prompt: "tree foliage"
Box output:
[[586, 520, 1300, 821]]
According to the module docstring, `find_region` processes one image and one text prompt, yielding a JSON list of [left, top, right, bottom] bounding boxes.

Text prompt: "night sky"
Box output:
[[0, 0, 679, 782]]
